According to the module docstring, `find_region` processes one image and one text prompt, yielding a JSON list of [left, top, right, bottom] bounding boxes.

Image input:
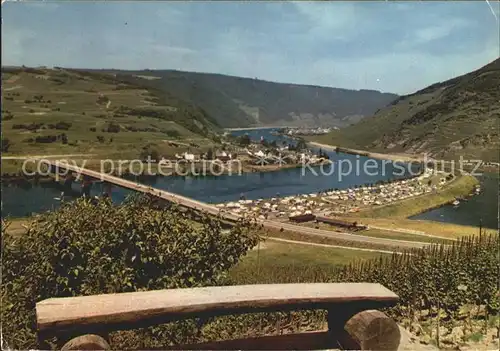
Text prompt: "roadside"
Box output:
[[307, 141, 423, 162], [2, 153, 95, 160], [344, 175, 478, 219]]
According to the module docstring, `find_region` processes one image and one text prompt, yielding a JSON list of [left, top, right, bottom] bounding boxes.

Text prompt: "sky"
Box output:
[[2, 1, 499, 94]]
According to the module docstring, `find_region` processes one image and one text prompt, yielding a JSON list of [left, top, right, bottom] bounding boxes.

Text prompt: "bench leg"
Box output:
[[61, 334, 110, 350], [328, 309, 401, 350]]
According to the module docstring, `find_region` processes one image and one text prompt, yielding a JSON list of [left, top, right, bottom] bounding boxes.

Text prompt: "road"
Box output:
[[307, 141, 424, 162], [46, 160, 435, 250], [2, 154, 95, 160]]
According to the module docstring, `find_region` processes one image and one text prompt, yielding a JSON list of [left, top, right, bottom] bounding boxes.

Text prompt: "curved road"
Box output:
[[46, 160, 435, 250]]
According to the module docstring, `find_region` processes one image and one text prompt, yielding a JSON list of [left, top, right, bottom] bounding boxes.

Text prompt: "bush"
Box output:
[[105, 122, 121, 133], [35, 135, 58, 143], [96, 94, 110, 105], [236, 134, 251, 147], [140, 145, 160, 161], [1, 137, 11, 152], [2, 111, 14, 120], [47, 121, 72, 130], [1, 197, 258, 349], [89, 127, 97, 132], [12, 123, 44, 131]]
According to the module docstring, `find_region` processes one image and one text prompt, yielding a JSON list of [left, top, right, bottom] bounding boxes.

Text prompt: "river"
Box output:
[[1, 128, 496, 229], [2, 128, 419, 217], [410, 173, 498, 229]]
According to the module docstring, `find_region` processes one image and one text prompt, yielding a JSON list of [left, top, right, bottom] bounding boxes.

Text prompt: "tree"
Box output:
[[237, 134, 251, 147], [140, 147, 160, 161], [61, 133, 68, 144], [207, 148, 214, 160], [295, 139, 307, 151], [1, 138, 11, 152]]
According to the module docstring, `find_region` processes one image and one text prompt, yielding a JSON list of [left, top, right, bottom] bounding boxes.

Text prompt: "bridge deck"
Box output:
[[45, 160, 431, 250]]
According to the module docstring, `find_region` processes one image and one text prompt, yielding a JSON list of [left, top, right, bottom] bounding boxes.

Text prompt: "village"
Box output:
[[215, 167, 467, 224], [276, 126, 338, 136], [156, 134, 329, 170]]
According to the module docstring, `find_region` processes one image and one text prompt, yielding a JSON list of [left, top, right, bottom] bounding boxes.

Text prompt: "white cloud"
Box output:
[[413, 18, 470, 44], [292, 1, 359, 41]]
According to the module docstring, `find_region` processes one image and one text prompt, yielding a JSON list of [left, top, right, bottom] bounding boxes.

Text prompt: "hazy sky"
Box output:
[[2, 1, 499, 94]]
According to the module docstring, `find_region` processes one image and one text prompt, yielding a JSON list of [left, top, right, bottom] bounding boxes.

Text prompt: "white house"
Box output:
[[184, 152, 195, 161]]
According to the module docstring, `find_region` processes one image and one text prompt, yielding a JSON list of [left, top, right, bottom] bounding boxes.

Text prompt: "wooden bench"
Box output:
[[36, 283, 401, 350]]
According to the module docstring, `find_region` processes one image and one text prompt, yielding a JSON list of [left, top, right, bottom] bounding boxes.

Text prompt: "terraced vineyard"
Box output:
[[1, 67, 219, 159]]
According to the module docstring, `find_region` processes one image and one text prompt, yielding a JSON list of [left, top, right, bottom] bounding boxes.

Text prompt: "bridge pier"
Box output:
[[62, 173, 75, 198], [81, 176, 92, 198]]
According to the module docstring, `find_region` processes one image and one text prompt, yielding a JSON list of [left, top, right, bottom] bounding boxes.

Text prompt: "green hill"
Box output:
[[83, 69, 398, 128], [1, 67, 219, 157], [313, 58, 500, 162]]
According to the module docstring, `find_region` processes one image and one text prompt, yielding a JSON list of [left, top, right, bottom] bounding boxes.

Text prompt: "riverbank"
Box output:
[[344, 175, 479, 219], [1, 158, 330, 182], [307, 141, 423, 162], [224, 126, 293, 131]]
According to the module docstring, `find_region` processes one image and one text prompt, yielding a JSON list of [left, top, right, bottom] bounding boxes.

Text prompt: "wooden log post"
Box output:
[[61, 334, 110, 350], [338, 309, 401, 350]]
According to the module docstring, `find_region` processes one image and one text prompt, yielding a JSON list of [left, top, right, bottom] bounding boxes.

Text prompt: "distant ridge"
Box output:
[[78, 68, 398, 128], [313, 58, 500, 162]]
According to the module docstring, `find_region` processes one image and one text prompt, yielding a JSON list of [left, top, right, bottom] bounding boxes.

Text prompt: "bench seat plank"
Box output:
[[36, 283, 398, 337]]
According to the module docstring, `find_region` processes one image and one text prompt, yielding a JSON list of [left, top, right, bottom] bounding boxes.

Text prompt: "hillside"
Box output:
[[82, 69, 398, 128], [312, 58, 500, 162], [1, 67, 219, 157]]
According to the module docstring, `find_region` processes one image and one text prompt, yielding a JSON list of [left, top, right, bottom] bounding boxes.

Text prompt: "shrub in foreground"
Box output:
[[1, 196, 259, 349]]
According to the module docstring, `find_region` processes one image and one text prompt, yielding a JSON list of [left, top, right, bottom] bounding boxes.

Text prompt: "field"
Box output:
[[1, 68, 218, 163], [229, 239, 384, 284]]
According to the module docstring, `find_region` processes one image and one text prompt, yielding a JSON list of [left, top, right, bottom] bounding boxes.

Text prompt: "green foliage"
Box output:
[[104, 122, 121, 133], [103, 69, 396, 128], [1, 137, 11, 152], [236, 134, 251, 147], [1, 197, 259, 349], [289, 138, 307, 151], [140, 144, 160, 161], [334, 234, 500, 318]]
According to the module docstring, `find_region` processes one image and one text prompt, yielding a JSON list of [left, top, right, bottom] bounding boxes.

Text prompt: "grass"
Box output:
[[302, 220, 451, 243], [347, 175, 479, 219], [341, 217, 490, 239], [359, 229, 453, 244], [229, 239, 384, 285]]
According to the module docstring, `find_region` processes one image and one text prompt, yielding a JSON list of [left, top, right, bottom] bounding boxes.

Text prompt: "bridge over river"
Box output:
[[45, 160, 434, 251]]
